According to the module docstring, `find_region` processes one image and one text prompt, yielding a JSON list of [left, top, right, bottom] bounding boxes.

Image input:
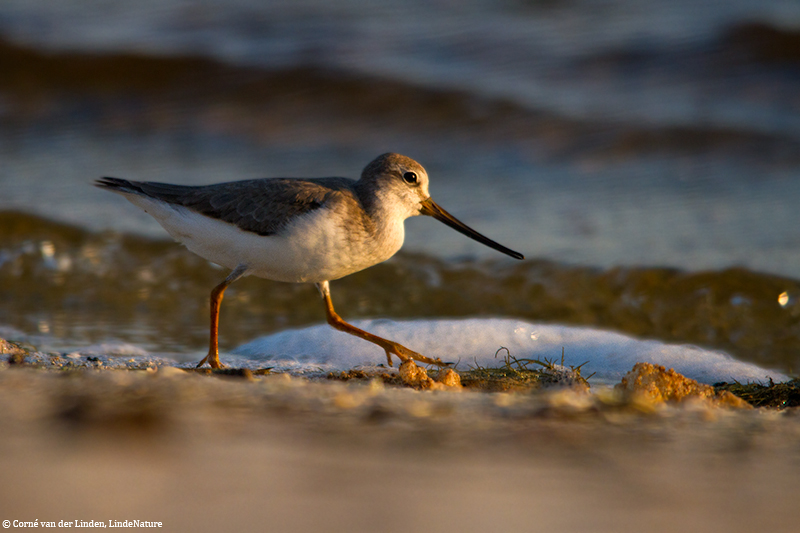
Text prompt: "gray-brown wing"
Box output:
[[97, 177, 357, 236]]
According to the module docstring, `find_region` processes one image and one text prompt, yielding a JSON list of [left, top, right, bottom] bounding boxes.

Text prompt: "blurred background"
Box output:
[[1, 0, 799, 373]]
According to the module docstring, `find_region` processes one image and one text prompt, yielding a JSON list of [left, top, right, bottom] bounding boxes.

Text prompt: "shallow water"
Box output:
[[0, 2, 799, 376], [2, 213, 800, 375]]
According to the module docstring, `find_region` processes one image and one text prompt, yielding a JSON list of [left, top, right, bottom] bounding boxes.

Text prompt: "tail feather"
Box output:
[[95, 177, 200, 205], [95, 177, 147, 196]]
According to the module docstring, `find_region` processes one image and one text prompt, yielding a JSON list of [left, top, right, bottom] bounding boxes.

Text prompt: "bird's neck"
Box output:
[[353, 181, 407, 249]]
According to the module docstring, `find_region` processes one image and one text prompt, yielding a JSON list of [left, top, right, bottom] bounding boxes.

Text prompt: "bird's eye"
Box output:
[[403, 171, 418, 185]]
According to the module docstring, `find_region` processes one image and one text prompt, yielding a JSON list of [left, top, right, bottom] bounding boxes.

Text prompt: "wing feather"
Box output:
[[96, 177, 359, 236]]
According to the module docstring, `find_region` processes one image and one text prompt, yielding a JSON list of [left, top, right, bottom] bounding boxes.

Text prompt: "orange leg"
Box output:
[[196, 265, 248, 369], [315, 281, 447, 367]]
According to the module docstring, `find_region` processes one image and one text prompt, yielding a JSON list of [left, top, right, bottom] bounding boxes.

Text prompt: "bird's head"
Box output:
[[361, 153, 524, 260]]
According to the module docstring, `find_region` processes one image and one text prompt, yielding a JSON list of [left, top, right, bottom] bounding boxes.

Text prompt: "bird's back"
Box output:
[[96, 176, 361, 237]]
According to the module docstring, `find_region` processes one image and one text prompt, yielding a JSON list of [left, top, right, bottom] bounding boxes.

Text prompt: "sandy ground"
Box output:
[[0, 366, 799, 533]]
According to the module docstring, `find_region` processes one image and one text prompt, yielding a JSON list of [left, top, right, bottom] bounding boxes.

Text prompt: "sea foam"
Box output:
[[233, 318, 789, 385]]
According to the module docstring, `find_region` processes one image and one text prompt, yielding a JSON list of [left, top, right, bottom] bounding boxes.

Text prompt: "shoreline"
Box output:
[[1, 362, 799, 532]]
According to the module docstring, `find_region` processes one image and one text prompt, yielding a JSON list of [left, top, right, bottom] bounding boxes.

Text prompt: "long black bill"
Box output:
[[420, 198, 524, 260]]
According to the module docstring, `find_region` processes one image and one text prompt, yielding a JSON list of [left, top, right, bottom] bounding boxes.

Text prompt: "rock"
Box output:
[[398, 360, 462, 390], [399, 359, 433, 389], [1, 338, 28, 365], [435, 368, 462, 388], [616, 362, 751, 409]]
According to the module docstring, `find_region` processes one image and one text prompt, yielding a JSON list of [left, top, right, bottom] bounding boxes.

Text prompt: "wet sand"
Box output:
[[1, 366, 798, 532]]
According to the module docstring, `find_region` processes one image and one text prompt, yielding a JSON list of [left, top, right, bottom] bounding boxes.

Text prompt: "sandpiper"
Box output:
[[96, 153, 524, 368]]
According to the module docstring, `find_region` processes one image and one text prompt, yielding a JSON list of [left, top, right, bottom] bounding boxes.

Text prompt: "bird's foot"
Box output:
[[196, 352, 225, 369], [384, 342, 449, 368]]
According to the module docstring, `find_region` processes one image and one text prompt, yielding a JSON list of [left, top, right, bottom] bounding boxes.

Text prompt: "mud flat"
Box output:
[[0, 352, 799, 533]]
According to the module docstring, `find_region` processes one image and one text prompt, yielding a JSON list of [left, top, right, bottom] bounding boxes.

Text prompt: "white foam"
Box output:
[[233, 318, 790, 385], [68, 342, 150, 357]]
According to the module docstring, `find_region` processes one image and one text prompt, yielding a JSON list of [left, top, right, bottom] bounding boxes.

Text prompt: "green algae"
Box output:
[[459, 347, 591, 392], [714, 378, 800, 409]]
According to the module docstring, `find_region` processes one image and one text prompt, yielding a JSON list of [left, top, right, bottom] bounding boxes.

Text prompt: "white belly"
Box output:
[[125, 195, 404, 283]]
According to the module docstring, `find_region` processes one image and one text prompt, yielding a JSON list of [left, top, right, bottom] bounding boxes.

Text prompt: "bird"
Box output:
[[95, 153, 524, 369]]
